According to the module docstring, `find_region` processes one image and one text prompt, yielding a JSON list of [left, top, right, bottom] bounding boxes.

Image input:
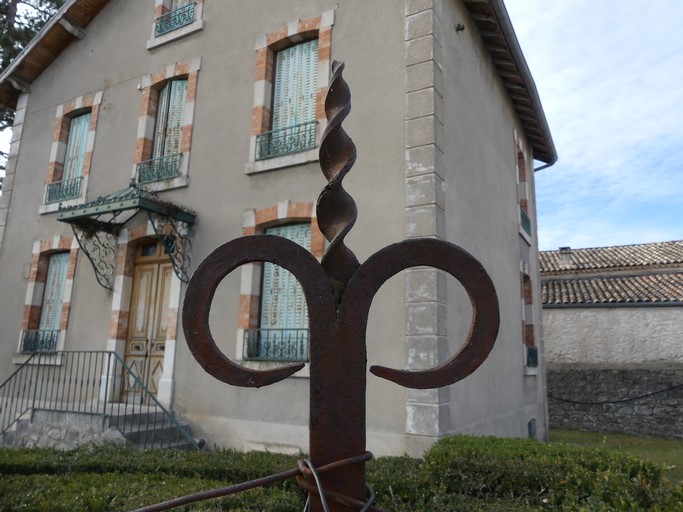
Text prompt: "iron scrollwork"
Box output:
[[148, 211, 192, 283], [71, 224, 118, 290]]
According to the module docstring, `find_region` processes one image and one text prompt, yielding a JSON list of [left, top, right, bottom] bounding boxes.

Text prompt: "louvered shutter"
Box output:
[[152, 83, 171, 159], [272, 40, 318, 132], [63, 112, 90, 181], [38, 252, 69, 332], [260, 224, 311, 331], [152, 80, 187, 159]]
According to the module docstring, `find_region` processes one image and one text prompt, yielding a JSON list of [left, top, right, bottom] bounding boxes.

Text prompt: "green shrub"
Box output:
[[1, 437, 682, 511], [423, 435, 674, 510]]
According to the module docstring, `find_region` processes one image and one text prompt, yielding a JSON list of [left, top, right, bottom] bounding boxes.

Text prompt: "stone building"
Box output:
[[0, 0, 555, 455], [540, 241, 683, 438]]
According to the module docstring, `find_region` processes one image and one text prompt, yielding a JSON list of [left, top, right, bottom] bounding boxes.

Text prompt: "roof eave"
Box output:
[[463, 0, 558, 166], [0, 0, 111, 111]]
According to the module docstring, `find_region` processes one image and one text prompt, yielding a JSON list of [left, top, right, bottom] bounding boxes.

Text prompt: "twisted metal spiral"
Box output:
[[317, 60, 360, 291]]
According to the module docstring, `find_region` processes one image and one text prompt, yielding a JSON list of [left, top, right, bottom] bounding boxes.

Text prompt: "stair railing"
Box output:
[[0, 351, 203, 450]]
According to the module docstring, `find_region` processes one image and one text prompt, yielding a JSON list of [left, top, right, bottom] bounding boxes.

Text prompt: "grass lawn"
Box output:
[[550, 429, 683, 484]]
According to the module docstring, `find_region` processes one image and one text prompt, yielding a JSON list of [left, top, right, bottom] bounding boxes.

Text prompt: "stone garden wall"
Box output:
[[547, 366, 683, 439]]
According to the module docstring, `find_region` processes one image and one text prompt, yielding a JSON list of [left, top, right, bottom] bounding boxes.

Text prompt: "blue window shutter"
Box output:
[[152, 79, 187, 159], [63, 112, 90, 181], [164, 80, 188, 155], [38, 252, 69, 332], [272, 40, 318, 131], [260, 224, 311, 331], [153, 83, 171, 159]]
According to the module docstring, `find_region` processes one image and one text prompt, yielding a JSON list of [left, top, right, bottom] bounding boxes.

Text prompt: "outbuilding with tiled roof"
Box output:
[[539, 241, 683, 439]]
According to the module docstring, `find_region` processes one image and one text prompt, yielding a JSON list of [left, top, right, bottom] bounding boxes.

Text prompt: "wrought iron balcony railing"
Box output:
[[255, 121, 317, 161], [520, 207, 532, 237], [243, 328, 309, 362], [45, 176, 82, 204], [154, 2, 196, 37], [136, 153, 182, 185], [20, 330, 60, 353]]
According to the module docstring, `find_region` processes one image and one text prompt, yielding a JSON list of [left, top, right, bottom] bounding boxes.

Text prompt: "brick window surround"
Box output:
[[17, 236, 78, 359], [245, 11, 334, 174], [134, 59, 200, 193], [40, 91, 102, 214], [236, 201, 324, 375], [147, 0, 205, 51]]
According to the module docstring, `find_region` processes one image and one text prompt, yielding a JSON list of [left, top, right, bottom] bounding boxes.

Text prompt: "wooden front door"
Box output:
[[123, 241, 172, 402]]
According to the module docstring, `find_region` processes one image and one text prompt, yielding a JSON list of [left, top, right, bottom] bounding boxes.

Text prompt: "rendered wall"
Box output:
[[544, 307, 683, 365], [400, 0, 547, 455], [0, 0, 548, 456]]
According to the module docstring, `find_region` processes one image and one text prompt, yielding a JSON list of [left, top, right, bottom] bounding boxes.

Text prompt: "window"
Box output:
[[243, 223, 311, 362], [45, 113, 90, 204], [256, 40, 319, 161], [147, 0, 205, 50], [137, 79, 188, 185], [135, 60, 199, 191], [155, 0, 195, 37], [246, 11, 334, 174], [41, 92, 101, 214], [21, 252, 69, 352], [516, 145, 532, 240]]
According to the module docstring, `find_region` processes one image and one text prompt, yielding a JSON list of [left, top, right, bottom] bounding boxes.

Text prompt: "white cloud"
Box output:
[[506, 0, 683, 250]]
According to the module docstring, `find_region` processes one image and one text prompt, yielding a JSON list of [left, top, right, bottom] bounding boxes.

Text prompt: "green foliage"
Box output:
[[0, 0, 65, 71], [0, 0, 65, 155], [0, 436, 682, 511], [424, 435, 682, 511], [551, 429, 683, 485]]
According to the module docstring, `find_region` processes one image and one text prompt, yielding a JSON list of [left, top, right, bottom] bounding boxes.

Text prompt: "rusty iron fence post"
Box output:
[[183, 61, 500, 511]]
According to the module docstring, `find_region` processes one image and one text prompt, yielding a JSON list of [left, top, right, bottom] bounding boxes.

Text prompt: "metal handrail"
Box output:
[[107, 351, 201, 449], [45, 176, 83, 204], [20, 330, 59, 352], [0, 351, 203, 449], [243, 328, 309, 362], [136, 153, 182, 184], [154, 2, 196, 37], [255, 121, 317, 160]]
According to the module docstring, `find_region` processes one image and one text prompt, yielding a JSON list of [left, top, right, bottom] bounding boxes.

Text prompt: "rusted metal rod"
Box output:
[[182, 60, 500, 512]]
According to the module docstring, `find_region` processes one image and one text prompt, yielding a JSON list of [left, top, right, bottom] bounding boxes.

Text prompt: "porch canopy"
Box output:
[[57, 182, 196, 289]]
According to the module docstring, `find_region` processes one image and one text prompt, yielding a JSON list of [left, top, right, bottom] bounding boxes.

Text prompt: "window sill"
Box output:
[[523, 366, 540, 376], [39, 196, 86, 215], [147, 18, 204, 50], [139, 174, 189, 193], [245, 148, 319, 175]]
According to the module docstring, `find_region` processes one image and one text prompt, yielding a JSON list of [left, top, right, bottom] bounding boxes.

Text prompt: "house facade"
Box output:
[[540, 242, 683, 438], [0, 0, 556, 456]]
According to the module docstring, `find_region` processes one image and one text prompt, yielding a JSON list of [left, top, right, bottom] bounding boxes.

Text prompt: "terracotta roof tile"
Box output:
[[542, 273, 683, 305], [539, 240, 683, 274]]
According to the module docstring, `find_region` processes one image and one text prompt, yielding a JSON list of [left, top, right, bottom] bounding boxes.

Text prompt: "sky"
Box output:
[[504, 0, 683, 250], [1, 2, 682, 251]]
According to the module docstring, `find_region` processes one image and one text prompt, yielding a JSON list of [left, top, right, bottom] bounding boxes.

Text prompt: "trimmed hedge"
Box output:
[[423, 435, 683, 511], [0, 436, 681, 511]]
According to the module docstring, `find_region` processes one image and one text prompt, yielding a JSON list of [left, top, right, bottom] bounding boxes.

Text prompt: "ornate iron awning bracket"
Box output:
[[183, 61, 501, 511], [147, 210, 192, 283], [70, 223, 118, 289], [58, 181, 196, 290]]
